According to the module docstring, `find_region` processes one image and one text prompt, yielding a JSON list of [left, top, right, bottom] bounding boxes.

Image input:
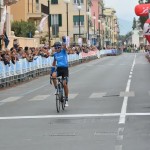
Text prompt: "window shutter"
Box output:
[[73, 16, 78, 22], [73, 16, 84, 22], [51, 0, 58, 4], [80, 15, 84, 22], [58, 14, 62, 26]]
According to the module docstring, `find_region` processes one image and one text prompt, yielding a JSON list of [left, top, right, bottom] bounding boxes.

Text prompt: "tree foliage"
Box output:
[[11, 21, 36, 37], [138, 0, 144, 3], [145, 0, 150, 3]]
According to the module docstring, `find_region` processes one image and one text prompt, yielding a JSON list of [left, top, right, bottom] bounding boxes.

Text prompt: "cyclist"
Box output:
[[50, 41, 69, 107]]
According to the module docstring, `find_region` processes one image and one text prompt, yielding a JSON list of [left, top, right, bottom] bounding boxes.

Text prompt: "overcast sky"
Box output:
[[104, 0, 139, 34], [104, 0, 139, 21]]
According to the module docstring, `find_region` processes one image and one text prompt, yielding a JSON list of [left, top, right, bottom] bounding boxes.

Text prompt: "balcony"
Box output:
[[27, 12, 42, 20], [4, 0, 19, 6]]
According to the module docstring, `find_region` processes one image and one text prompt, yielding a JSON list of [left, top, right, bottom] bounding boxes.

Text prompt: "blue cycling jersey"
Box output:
[[53, 49, 68, 67]]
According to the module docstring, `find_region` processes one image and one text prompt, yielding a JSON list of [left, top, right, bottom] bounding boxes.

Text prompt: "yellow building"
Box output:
[[10, 0, 90, 45], [10, 0, 41, 25], [103, 7, 119, 47]]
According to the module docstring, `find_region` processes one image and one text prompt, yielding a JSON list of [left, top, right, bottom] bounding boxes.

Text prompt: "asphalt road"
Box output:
[[0, 52, 150, 150]]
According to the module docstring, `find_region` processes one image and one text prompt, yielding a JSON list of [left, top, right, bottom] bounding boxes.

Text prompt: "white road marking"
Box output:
[[126, 79, 131, 92], [0, 113, 120, 120], [120, 91, 135, 97], [29, 95, 50, 101], [89, 92, 106, 98], [129, 75, 132, 78], [0, 97, 22, 103], [119, 54, 136, 124], [1, 112, 150, 120], [68, 93, 78, 99], [117, 135, 123, 141], [115, 145, 122, 150], [127, 113, 150, 116]]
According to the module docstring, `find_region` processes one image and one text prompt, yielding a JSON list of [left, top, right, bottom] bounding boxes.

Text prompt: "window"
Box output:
[[73, 0, 83, 4], [50, 14, 62, 27], [73, 15, 84, 26], [51, 0, 58, 4]]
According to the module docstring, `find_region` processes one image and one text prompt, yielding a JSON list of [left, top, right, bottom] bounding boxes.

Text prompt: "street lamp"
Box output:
[[102, 22, 105, 48], [92, 13, 96, 35], [92, 13, 96, 45], [77, 5, 82, 38], [98, 19, 101, 49], [48, 0, 51, 47], [64, 0, 70, 36], [86, 9, 90, 40]]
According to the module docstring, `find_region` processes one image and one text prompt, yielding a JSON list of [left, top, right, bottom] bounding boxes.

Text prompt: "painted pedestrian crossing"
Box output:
[[29, 95, 50, 101], [0, 91, 150, 105], [89, 92, 106, 98], [0, 96, 22, 103]]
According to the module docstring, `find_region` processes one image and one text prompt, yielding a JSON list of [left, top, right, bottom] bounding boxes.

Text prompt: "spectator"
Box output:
[[13, 39, 19, 50], [1, 49, 11, 65], [10, 47, 19, 64]]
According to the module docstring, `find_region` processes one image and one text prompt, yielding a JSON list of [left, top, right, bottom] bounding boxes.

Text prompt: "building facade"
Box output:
[[103, 7, 119, 47], [7, 0, 119, 47], [0, 0, 19, 49]]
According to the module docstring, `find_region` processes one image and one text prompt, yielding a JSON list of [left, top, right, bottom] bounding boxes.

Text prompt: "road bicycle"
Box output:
[[50, 76, 66, 112]]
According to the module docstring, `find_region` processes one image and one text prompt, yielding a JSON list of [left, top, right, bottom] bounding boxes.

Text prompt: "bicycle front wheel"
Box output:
[[56, 94, 60, 113]]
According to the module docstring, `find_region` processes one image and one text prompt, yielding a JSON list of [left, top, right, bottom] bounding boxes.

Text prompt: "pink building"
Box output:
[[91, 0, 103, 30]]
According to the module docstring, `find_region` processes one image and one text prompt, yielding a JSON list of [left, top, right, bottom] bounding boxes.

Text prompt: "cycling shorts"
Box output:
[[57, 67, 69, 78]]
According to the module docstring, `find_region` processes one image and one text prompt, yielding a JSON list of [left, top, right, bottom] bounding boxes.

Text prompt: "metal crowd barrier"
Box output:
[[0, 53, 97, 88]]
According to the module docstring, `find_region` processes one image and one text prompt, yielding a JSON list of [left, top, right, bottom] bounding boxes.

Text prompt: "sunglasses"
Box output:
[[55, 46, 61, 49]]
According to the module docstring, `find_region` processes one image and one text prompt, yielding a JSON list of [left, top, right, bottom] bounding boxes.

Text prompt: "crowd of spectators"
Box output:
[[0, 37, 99, 66]]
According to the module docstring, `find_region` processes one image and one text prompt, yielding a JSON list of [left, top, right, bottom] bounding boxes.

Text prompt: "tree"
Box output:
[[11, 21, 36, 37], [132, 17, 137, 30], [138, 0, 144, 3]]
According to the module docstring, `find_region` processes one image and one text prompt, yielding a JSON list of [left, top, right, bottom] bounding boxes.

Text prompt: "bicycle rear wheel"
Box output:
[[61, 97, 65, 110]]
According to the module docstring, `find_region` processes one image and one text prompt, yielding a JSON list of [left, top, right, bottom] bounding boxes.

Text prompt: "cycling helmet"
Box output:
[[52, 42, 62, 48]]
